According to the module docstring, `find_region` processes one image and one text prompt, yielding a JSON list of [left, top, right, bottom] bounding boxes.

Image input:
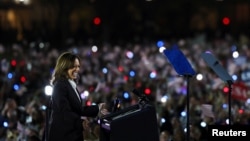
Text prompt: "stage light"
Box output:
[[93, 16, 101, 26], [222, 16, 230, 26]]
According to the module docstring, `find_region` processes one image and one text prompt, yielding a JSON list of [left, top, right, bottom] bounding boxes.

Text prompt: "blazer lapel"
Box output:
[[75, 88, 82, 104]]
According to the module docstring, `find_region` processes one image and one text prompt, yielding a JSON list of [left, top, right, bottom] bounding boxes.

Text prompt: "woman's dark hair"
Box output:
[[50, 52, 80, 85]]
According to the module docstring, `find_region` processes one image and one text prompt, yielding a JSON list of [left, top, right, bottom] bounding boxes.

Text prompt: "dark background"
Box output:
[[0, 0, 250, 46]]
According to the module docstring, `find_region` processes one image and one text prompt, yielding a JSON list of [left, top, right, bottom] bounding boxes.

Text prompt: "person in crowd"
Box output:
[[47, 52, 108, 141]]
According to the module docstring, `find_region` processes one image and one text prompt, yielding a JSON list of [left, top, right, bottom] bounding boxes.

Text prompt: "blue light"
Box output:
[[156, 40, 164, 48], [129, 70, 136, 77], [102, 67, 108, 74], [123, 92, 130, 99], [7, 73, 13, 79], [149, 71, 157, 79], [181, 111, 186, 117], [3, 121, 8, 128], [222, 103, 228, 109], [13, 84, 20, 91], [232, 74, 237, 81]]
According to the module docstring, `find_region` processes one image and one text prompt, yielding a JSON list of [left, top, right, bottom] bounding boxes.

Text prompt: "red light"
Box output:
[[20, 76, 26, 83], [144, 88, 151, 95], [223, 86, 229, 93], [86, 100, 92, 106], [123, 75, 129, 81], [238, 109, 244, 114], [118, 66, 124, 72], [93, 17, 101, 25], [11, 59, 17, 66], [222, 17, 230, 26]]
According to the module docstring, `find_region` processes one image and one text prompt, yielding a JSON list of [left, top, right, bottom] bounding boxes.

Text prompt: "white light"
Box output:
[[44, 85, 53, 96], [14, 0, 31, 5], [91, 45, 98, 53], [161, 118, 166, 123], [3, 121, 8, 127], [181, 111, 186, 117], [226, 118, 229, 124], [161, 95, 168, 103], [126, 51, 134, 59], [246, 98, 250, 104], [39, 42, 45, 49], [232, 51, 239, 58], [232, 74, 237, 81], [27, 62, 32, 71], [80, 90, 89, 99], [149, 71, 157, 79], [159, 47, 166, 53], [196, 73, 203, 81], [200, 121, 207, 127]]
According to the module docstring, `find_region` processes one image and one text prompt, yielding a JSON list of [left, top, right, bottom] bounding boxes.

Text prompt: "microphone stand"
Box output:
[[184, 74, 192, 141], [227, 80, 233, 125]]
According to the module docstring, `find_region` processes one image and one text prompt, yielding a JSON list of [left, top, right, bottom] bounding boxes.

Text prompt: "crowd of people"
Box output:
[[0, 32, 250, 141]]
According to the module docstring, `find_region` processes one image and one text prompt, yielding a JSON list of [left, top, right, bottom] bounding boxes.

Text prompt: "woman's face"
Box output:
[[67, 58, 80, 80]]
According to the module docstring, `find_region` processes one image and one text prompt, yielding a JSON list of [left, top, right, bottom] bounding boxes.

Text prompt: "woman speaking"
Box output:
[[47, 52, 107, 141]]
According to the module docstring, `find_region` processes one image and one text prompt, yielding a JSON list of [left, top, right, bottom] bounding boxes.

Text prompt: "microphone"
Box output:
[[132, 89, 143, 98], [132, 89, 149, 105], [112, 97, 120, 113]]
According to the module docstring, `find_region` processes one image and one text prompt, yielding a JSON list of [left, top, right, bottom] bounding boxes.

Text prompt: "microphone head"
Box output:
[[132, 89, 143, 98]]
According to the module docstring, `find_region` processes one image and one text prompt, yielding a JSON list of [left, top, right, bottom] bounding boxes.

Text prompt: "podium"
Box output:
[[99, 104, 159, 141]]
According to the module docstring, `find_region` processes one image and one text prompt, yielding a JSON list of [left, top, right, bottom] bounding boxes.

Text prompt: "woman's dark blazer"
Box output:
[[48, 79, 99, 141]]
